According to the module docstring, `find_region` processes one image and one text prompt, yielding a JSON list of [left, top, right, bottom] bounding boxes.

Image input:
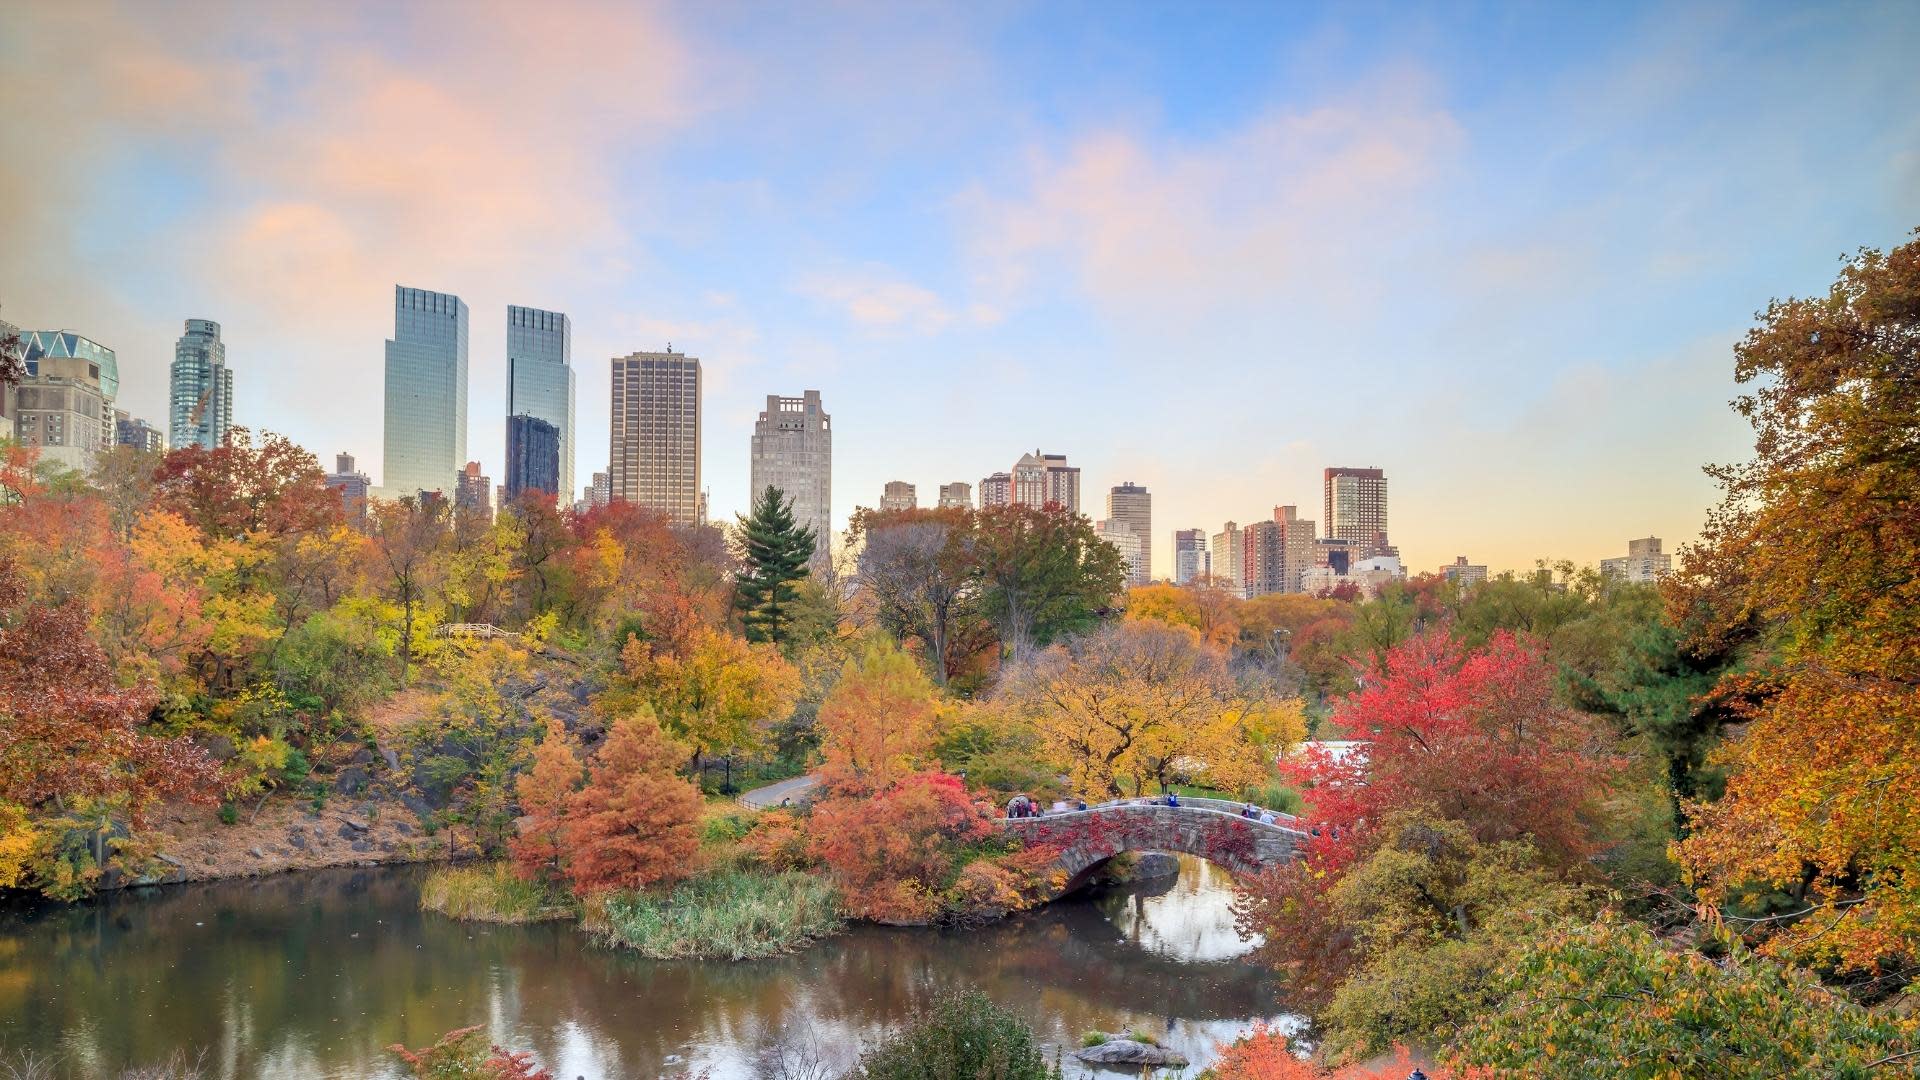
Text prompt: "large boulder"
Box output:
[[1073, 1040, 1188, 1068]]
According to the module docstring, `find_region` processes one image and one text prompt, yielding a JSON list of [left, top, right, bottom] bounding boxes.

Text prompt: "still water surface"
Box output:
[[0, 857, 1292, 1079]]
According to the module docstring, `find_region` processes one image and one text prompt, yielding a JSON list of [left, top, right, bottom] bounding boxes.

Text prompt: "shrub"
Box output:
[[388, 1025, 552, 1080], [739, 809, 813, 871], [808, 771, 997, 924], [855, 991, 1059, 1080], [585, 869, 841, 960], [1080, 1031, 1108, 1047], [1210, 1024, 1460, 1080], [420, 864, 573, 924]]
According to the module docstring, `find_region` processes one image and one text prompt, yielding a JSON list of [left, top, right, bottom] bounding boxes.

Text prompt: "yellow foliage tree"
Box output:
[[621, 626, 801, 775], [817, 636, 940, 794]]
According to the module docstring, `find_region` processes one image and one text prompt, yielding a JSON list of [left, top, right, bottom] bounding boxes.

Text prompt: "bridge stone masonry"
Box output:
[[1001, 796, 1308, 892]]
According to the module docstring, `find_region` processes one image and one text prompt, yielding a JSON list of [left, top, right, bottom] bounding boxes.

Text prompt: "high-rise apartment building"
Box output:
[[1211, 521, 1244, 594], [609, 349, 700, 522], [1600, 537, 1672, 583], [383, 286, 469, 497], [326, 453, 372, 527], [13, 330, 116, 473], [505, 414, 561, 503], [1096, 519, 1144, 584], [938, 482, 973, 510], [454, 461, 492, 520], [583, 471, 612, 510], [1011, 451, 1079, 513], [1245, 505, 1318, 597], [979, 471, 1013, 509], [115, 409, 164, 452], [1107, 483, 1151, 585], [1442, 556, 1489, 588], [1323, 466, 1393, 559], [880, 481, 917, 512], [506, 306, 575, 505], [749, 390, 831, 558], [168, 318, 233, 450], [1173, 529, 1210, 586]]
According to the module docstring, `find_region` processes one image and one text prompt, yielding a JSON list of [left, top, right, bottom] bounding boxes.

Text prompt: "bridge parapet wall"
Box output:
[[1002, 804, 1302, 883]]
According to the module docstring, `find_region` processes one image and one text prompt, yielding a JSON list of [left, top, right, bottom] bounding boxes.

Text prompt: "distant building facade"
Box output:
[[978, 471, 1012, 509], [938, 482, 972, 510], [1244, 505, 1318, 597], [1324, 466, 1394, 559], [168, 318, 233, 450], [13, 329, 117, 473], [114, 410, 164, 452], [505, 414, 561, 503], [749, 390, 831, 558], [325, 453, 372, 527], [1107, 483, 1151, 585], [610, 349, 701, 522], [1096, 519, 1144, 584], [1211, 521, 1244, 594], [1601, 536, 1672, 583], [880, 481, 917, 512], [1442, 556, 1489, 588], [1011, 451, 1079, 513], [1173, 528, 1210, 586], [455, 461, 492, 520], [383, 286, 469, 497], [583, 471, 612, 510], [506, 306, 575, 505]]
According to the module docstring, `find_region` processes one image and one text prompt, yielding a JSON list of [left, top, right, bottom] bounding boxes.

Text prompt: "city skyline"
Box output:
[[4, 3, 1916, 574]]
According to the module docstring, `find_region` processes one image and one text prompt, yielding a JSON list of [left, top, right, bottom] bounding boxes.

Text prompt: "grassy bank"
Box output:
[[585, 869, 842, 960], [419, 863, 575, 923]]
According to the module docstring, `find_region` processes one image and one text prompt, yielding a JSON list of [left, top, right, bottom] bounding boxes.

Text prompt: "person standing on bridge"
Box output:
[[1165, 791, 1180, 808]]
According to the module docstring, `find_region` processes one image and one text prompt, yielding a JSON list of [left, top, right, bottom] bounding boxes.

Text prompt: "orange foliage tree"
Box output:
[[555, 710, 702, 895], [808, 771, 998, 923], [1211, 1024, 1468, 1080], [507, 721, 583, 883], [817, 636, 940, 794], [1672, 230, 1920, 974]]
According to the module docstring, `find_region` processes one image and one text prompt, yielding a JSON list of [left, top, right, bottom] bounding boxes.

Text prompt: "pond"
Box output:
[[0, 857, 1295, 1079]]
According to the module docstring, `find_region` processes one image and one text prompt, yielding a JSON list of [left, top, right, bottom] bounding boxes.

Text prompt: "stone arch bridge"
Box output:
[[1001, 797, 1308, 891]]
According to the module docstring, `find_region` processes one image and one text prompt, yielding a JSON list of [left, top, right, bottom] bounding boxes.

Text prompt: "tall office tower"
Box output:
[[1245, 505, 1319, 597], [168, 318, 233, 450], [1211, 521, 1244, 595], [880, 481, 917, 512], [505, 414, 561, 503], [1096, 520, 1144, 585], [1106, 482, 1152, 584], [384, 286, 469, 497], [506, 306, 575, 505], [979, 471, 1012, 508], [114, 410, 164, 452], [454, 461, 492, 520], [13, 330, 117, 473], [325, 452, 372, 528], [1173, 528, 1210, 586], [1323, 466, 1392, 559], [938, 482, 973, 509], [609, 348, 701, 522], [1011, 450, 1080, 513], [749, 390, 831, 559]]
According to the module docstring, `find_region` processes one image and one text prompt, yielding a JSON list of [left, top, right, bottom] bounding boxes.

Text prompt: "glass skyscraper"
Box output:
[[505, 413, 561, 503], [383, 286, 469, 497], [169, 318, 232, 450], [506, 306, 574, 504]]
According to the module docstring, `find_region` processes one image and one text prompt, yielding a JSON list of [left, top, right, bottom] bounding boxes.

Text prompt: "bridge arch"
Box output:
[[1001, 798, 1307, 893]]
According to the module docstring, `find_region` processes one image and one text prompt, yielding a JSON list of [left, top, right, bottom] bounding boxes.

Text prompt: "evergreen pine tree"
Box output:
[[733, 485, 818, 645]]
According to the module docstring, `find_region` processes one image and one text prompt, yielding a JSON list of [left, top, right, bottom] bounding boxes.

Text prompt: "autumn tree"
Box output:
[[852, 506, 986, 685], [149, 429, 340, 540], [807, 771, 997, 923], [1000, 620, 1296, 797], [507, 721, 583, 882], [971, 504, 1125, 660], [732, 485, 816, 646], [816, 636, 940, 794], [556, 709, 702, 895], [618, 626, 800, 781], [365, 495, 449, 676], [1671, 230, 1920, 975]]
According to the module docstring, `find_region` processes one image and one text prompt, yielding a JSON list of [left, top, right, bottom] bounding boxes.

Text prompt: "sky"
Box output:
[[2, 1, 1916, 576]]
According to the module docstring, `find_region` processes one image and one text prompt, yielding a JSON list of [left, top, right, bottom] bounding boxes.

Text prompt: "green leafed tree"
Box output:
[[732, 486, 817, 646]]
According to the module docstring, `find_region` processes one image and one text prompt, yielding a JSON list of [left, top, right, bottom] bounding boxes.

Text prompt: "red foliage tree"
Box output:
[[555, 710, 702, 896], [0, 557, 216, 819], [808, 771, 998, 923], [1210, 1023, 1469, 1080], [149, 429, 340, 540]]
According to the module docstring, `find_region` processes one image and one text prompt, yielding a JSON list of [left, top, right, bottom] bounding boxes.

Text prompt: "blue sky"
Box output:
[[2, 0, 1916, 573]]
